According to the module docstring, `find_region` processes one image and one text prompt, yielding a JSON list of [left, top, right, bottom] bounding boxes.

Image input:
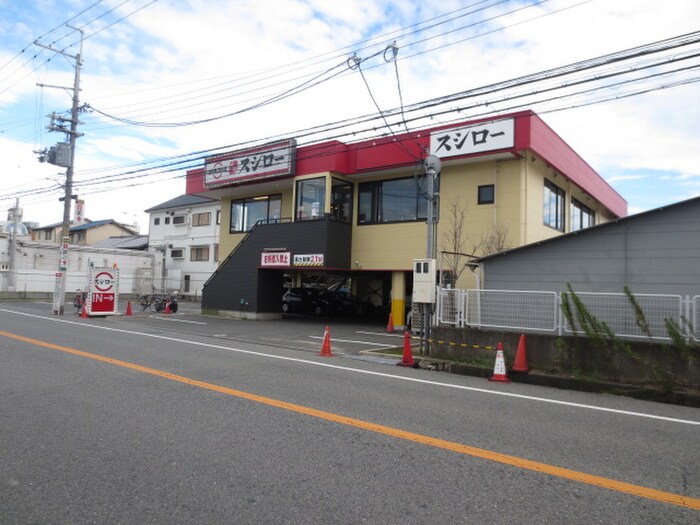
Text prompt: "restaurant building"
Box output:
[[185, 110, 626, 325]]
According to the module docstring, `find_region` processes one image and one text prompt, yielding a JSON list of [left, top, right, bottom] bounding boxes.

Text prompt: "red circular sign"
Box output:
[[94, 271, 115, 292]]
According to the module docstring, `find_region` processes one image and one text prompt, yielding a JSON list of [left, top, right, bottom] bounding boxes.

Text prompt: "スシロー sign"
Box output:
[[87, 267, 119, 315], [205, 139, 296, 188], [430, 118, 514, 159]]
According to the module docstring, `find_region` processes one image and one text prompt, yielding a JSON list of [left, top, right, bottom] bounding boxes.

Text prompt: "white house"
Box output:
[[145, 194, 220, 297]]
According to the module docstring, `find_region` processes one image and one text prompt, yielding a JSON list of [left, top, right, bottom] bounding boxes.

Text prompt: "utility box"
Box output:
[[412, 258, 436, 303]]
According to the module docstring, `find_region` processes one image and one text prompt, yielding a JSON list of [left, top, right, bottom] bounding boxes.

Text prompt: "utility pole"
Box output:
[[421, 154, 441, 355], [35, 25, 84, 314], [8, 198, 21, 292]]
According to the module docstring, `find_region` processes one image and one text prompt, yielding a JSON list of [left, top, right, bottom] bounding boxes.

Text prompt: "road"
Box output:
[[1, 301, 698, 524]]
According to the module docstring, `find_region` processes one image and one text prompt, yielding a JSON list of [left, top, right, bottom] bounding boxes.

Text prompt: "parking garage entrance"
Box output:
[[279, 270, 394, 322]]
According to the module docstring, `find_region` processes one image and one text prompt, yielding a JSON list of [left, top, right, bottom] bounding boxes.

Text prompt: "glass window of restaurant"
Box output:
[[296, 177, 326, 221], [330, 178, 352, 223], [230, 195, 281, 233]]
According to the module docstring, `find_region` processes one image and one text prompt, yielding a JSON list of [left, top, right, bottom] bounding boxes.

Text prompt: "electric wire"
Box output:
[[2, 5, 699, 211], [79, 0, 543, 128]]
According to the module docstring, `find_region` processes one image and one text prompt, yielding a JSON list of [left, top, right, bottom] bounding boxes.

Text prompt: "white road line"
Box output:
[[1, 307, 698, 426], [308, 335, 396, 347], [356, 330, 405, 338], [150, 316, 207, 325]]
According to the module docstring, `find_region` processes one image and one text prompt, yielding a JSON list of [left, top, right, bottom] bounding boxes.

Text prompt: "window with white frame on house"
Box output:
[[190, 246, 209, 261], [173, 215, 186, 225], [153, 217, 160, 226], [571, 198, 595, 231], [171, 248, 184, 258], [216, 210, 221, 225], [192, 212, 211, 226], [543, 179, 565, 231]]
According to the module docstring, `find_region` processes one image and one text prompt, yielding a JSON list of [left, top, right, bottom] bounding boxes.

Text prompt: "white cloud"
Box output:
[[2, 0, 700, 228]]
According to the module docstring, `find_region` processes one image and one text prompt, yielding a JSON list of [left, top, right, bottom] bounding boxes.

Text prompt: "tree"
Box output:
[[439, 197, 510, 288]]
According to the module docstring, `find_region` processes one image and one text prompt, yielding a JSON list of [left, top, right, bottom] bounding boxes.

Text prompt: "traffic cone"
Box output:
[[488, 342, 510, 383], [125, 301, 133, 316], [511, 334, 529, 373], [80, 303, 88, 318], [397, 331, 415, 367], [320, 326, 333, 357], [164, 300, 172, 314], [386, 312, 394, 332]]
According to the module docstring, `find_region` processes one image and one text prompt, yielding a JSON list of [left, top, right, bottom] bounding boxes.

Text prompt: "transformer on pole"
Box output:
[[34, 25, 85, 314]]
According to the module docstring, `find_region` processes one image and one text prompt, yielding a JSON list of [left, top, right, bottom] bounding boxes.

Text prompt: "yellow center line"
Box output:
[[2, 329, 699, 511]]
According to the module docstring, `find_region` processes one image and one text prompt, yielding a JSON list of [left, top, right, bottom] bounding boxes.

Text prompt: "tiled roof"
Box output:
[[144, 194, 217, 213], [91, 235, 149, 249]]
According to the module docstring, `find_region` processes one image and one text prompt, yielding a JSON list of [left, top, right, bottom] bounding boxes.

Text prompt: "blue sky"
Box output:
[[1, 0, 699, 232]]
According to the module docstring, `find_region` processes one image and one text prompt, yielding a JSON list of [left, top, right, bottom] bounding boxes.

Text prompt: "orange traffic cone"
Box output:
[[80, 303, 88, 318], [511, 334, 529, 373], [397, 331, 415, 367], [125, 301, 133, 316], [163, 300, 172, 314], [387, 312, 394, 332], [488, 342, 510, 383], [320, 326, 333, 357]]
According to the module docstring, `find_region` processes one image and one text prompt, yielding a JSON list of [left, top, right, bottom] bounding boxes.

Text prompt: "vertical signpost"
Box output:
[[87, 266, 119, 316], [52, 236, 70, 314]]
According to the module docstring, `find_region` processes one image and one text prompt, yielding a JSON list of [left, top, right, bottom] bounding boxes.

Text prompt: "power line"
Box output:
[[77, 0, 548, 129]]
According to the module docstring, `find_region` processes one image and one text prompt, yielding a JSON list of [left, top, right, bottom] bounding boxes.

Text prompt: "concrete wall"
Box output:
[[0, 238, 160, 295], [432, 326, 699, 387]]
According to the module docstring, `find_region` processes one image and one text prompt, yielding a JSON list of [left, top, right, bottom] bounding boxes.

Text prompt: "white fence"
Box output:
[[0, 239, 162, 295], [436, 288, 699, 342]]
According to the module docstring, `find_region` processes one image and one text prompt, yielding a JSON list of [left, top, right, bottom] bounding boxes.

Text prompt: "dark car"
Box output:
[[320, 290, 376, 316], [282, 288, 329, 315]]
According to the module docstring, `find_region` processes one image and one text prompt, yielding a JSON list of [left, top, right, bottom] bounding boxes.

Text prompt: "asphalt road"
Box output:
[[1, 301, 698, 524]]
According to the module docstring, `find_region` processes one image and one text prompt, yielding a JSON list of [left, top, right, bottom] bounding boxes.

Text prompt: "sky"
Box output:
[[1, 0, 699, 234]]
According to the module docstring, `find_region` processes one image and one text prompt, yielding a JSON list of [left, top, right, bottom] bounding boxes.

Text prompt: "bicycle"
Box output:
[[73, 289, 86, 314], [137, 287, 179, 313]]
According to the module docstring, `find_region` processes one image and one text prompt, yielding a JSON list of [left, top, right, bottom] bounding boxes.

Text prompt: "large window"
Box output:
[[358, 176, 427, 224], [296, 177, 326, 221], [571, 198, 595, 231], [543, 179, 565, 231], [230, 195, 281, 233]]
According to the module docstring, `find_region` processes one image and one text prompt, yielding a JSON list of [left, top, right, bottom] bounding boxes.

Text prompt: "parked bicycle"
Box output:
[[73, 289, 87, 314], [137, 287, 179, 313]]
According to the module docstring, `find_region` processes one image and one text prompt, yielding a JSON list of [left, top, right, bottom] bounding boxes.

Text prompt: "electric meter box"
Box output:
[[412, 258, 436, 303]]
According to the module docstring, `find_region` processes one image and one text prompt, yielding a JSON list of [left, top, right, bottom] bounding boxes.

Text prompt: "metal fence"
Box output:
[[694, 296, 700, 339], [436, 287, 699, 342], [561, 292, 682, 341]]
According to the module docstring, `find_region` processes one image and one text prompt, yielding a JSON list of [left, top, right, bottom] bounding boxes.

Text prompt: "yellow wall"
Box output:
[[351, 158, 526, 274], [215, 153, 615, 281]]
